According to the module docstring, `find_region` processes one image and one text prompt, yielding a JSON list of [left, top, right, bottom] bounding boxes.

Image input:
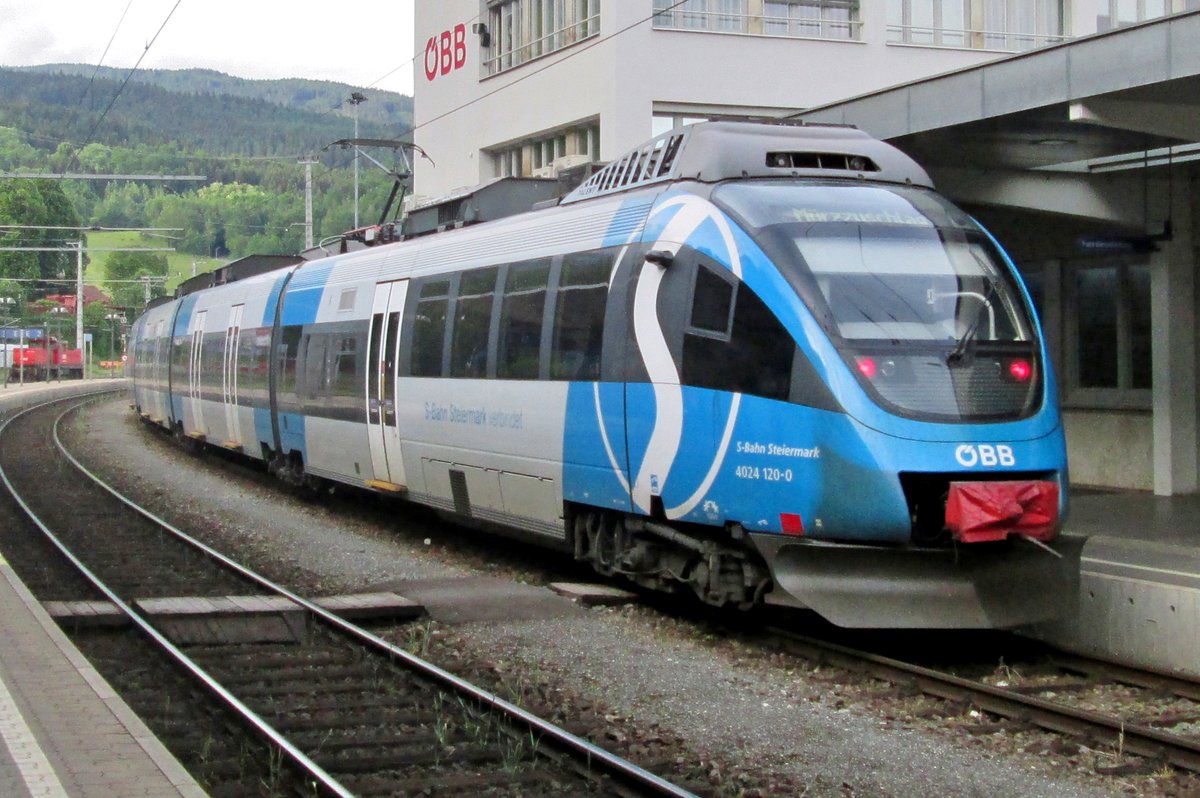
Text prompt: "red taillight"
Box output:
[[855, 356, 877, 379], [1007, 359, 1033, 382]]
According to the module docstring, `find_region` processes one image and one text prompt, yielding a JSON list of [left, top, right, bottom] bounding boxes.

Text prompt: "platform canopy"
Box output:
[[796, 11, 1200, 221]]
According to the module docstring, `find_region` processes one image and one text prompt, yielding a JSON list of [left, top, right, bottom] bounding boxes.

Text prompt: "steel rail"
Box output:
[[0, 395, 357, 798], [1048, 652, 1200, 703], [53, 398, 699, 798], [770, 628, 1200, 773]]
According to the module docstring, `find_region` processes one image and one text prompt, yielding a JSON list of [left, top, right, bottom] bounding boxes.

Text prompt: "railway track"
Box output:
[[765, 626, 1200, 779], [0, 391, 702, 798]]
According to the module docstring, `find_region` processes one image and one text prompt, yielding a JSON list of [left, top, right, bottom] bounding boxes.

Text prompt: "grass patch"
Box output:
[[85, 231, 222, 293]]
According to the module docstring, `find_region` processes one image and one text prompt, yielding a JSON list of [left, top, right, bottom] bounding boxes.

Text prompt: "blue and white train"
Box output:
[[129, 122, 1081, 628]]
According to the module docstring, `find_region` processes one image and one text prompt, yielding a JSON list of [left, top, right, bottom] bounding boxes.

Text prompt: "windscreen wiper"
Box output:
[[946, 283, 996, 365]]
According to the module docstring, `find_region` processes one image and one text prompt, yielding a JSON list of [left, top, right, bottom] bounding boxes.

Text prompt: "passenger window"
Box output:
[[300, 333, 327, 398], [330, 335, 359, 397], [498, 259, 551, 379], [277, 326, 303, 401], [450, 267, 498, 378], [412, 279, 451, 377], [682, 264, 794, 401], [551, 251, 612, 380]]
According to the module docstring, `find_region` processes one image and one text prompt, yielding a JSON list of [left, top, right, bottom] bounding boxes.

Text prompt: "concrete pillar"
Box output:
[[1152, 174, 1198, 495]]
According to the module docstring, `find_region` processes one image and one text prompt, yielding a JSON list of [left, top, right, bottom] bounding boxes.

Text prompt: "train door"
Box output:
[[187, 309, 207, 436], [222, 304, 244, 447], [365, 280, 409, 490]]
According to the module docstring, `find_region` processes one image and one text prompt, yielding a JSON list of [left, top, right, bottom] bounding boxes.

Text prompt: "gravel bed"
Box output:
[[68, 395, 1171, 797]]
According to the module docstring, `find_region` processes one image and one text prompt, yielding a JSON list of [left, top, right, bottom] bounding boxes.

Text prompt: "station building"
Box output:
[[412, 1, 1200, 496]]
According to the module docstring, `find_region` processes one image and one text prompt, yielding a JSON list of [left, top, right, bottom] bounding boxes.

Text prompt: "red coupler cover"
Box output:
[[944, 480, 1059, 543]]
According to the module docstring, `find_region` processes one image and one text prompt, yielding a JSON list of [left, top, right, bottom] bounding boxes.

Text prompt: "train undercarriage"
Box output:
[[569, 507, 773, 610]]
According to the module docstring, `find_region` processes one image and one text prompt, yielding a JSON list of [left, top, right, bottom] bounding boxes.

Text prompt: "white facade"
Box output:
[[413, 1, 1197, 196], [413, 1, 1099, 197]]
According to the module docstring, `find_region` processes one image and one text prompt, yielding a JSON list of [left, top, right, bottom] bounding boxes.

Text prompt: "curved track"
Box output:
[[0, 391, 701, 797]]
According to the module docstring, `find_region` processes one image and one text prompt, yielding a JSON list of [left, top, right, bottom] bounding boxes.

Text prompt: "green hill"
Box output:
[[85, 230, 222, 293], [16, 64, 412, 130], [0, 67, 411, 157]]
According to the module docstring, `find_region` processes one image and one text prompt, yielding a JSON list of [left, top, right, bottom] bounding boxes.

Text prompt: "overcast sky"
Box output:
[[0, 0, 417, 95]]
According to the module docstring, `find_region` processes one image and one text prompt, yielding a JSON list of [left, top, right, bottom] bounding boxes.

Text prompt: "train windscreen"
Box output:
[[714, 182, 1043, 422]]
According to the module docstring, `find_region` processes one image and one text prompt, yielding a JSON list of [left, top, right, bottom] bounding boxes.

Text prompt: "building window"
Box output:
[[492, 121, 600, 178], [485, 0, 600, 76], [887, 0, 1066, 51], [1098, 0, 1199, 30], [653, 0, 861, 40], [1066, 261, 1151, 404]]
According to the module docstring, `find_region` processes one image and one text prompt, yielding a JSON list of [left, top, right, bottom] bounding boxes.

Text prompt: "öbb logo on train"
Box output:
[[955, 444, 1016, 468]]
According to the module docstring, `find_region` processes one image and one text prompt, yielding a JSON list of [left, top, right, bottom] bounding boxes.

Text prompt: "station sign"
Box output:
[[0, 328, 46, 340], [1077, 235, 1158, 254], [424, 23, 467, 81]]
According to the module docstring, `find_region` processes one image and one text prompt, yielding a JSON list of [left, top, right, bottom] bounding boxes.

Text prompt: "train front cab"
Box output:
[[662, 179, 1082, 629], [710, 180, 1080, 628]]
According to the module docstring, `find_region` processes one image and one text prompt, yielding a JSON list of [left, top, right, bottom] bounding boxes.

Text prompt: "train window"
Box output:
[[241, 327, 269, 401], [551, 251, 612, 380], [412, 279, 451, 377], [688, 265, 735, 338], [450, 267, 498, 378], [498, 259, 551, 379], [277, 326, 303, 400], [330, 335, 359, 397], [300, 333, 327, 399], [683, 264, 793, 401]]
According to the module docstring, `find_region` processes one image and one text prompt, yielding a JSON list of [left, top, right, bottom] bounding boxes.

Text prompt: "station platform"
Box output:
[[1033, 488, 1200, 676], [0, 378, 203, 798], [0, 558, 205, 798]]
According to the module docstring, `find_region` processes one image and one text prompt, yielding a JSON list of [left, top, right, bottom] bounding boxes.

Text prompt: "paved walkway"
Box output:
[[0, 558, 205, 798], [0, 378, 203, 798]]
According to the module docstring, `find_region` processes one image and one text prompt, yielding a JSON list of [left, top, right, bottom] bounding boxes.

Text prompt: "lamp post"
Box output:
[[347, 92, 368, 229], [104, 312, 125, 367]]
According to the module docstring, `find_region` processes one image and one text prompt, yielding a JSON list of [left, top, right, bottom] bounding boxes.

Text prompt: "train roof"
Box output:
[[175, 254, 303, 299], [561, 120, 934, 205]]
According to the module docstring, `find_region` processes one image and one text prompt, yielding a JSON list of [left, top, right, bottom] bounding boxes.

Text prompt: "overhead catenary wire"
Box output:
[[79, 0, 135, 109], [62, 1, 184, 176]]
